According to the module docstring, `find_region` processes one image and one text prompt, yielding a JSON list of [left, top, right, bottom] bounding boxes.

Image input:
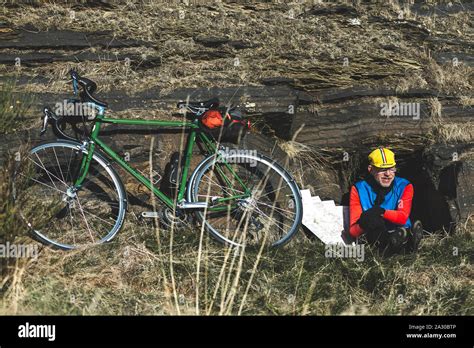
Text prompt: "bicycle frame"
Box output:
[[71, 110, 250, 210]]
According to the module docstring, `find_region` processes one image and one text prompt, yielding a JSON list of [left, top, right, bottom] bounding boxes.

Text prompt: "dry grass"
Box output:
[[0, 145, 32, 299], [433, 123, 474, 143], [428, 97, 473, 143], [1, 217, 472, 315], [428, 97, 443, 120], [0, 78, 36, 134], [459, 96, 474, 107], [277, 138, 337, 194], [424, 59, 473, 96], [3, 1, 471, 96]]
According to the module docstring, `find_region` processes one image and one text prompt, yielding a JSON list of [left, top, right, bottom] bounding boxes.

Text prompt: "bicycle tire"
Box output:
[[15, 140, 127, 250], [188, 152, 303, 248]]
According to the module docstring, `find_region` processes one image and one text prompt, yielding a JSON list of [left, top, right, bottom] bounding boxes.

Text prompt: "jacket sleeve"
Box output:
[[349, 186, 364, 237], [382, 184, 414, 225]]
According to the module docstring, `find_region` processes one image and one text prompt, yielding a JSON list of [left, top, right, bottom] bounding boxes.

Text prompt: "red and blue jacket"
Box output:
[[349, 176, 413, 238]]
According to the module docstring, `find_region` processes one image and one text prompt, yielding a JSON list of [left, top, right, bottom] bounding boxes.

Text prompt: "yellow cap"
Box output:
[[368, 147, 396, 168]]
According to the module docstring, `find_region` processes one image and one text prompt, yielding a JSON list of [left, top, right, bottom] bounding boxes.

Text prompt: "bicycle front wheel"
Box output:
[[188, 152, 303, 248], [15, 141, 127, 250]]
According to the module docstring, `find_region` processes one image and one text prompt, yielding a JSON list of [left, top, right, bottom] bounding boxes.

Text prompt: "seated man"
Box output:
[[349, 147, 423, 254]]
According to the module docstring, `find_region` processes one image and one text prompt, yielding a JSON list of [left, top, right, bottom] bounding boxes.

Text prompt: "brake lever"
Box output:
[[69, 69, 79, 95], [40, 113, 49, 135], [72, 78, 78, 95], [41, 106, 72, 140], [40, 106, 54, 136]]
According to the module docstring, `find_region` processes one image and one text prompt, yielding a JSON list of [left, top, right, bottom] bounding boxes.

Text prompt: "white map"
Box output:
[[301, 189, 351, 245]]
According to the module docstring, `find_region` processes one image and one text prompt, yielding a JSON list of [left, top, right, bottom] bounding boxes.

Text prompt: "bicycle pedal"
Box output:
[[141, 211, 160, 218]]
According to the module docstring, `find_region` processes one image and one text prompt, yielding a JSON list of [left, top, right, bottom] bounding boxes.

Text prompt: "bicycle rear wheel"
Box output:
[[15, 141, 127, 250], [188, 152, 302, 248]]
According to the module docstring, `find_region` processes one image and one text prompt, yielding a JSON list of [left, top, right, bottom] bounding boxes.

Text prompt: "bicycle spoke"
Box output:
[[81, 208, 116, 227], [63, 146, 75, 184], [44, 147, 70, 189], [32, 153, 67, 189], [255, 200, 296, 216], [74, 195, 95, 242], [201, 173, 246, 197], [52, 146, 67, 185], [18, 173, 67, 195], [252, 205, 293, 234], [203, 172, 246, 195]]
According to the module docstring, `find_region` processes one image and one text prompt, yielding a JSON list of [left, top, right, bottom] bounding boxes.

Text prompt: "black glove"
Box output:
[[358, 206, 385, 231]]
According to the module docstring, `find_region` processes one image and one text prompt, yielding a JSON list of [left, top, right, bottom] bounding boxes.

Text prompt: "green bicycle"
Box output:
[[17, 70, 303, 250]]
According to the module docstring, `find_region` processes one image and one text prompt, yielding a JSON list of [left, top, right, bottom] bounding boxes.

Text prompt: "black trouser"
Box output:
[[365, 223, 389, 245], [364, 221, 408, 254]]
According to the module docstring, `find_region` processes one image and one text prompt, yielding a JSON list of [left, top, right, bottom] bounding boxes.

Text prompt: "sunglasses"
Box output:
[[374, 167, 397, 173]]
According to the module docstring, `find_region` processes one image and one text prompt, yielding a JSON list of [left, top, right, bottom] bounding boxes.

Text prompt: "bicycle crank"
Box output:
[[141, 207, 190, 230]]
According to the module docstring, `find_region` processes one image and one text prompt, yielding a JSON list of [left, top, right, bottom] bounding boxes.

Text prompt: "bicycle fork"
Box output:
[[71, 140, 95, 190]]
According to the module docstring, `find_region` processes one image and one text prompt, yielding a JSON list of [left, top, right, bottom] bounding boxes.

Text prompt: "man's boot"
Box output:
[[386, 227, 408, 254], [406, 220, 423, 253]]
